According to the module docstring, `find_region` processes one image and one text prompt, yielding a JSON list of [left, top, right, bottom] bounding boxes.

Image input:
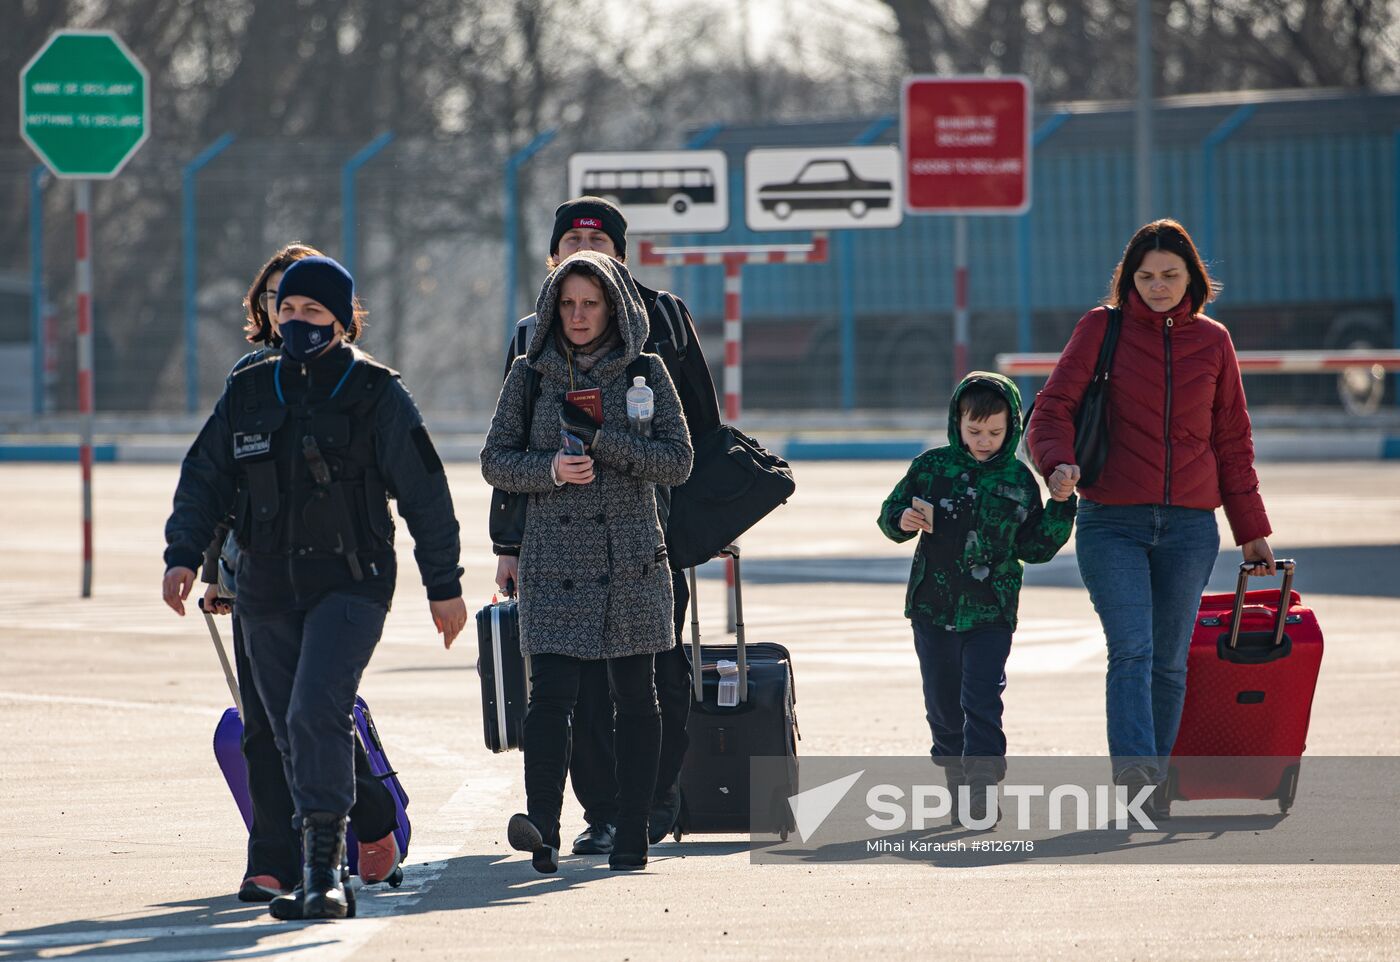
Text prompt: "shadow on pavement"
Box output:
[[775, 811, 1292, 868], [707, 544, 1400, 598]]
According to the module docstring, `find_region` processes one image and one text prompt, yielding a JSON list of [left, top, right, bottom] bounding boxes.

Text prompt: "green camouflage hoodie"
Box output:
[[877, 372, 1076, 631]]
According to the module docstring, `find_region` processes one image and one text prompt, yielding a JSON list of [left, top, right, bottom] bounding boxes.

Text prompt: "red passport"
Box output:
[[565, 388, 603, 423]]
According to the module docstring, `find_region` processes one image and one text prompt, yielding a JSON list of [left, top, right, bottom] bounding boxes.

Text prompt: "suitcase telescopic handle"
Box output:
[[198, 598, 243, 715], [688, 544, 749, 703], [1228, 559, 1296, 651]]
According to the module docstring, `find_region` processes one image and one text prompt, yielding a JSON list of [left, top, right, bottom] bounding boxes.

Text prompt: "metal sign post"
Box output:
[[903, 76, 1032, 385], [639, 235, 828, 630], [20, 29, 150, 597]]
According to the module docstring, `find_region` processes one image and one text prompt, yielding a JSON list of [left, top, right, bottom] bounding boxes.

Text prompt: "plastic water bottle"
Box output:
[[626, 375, 654, 437]]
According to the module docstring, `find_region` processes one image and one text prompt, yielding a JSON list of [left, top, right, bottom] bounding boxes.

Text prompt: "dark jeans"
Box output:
[[911, 617, 1014, 783], [524, 652, 660, 842], [568, 568, 692, 826], [232, 614, 398, 883], [238, 592, 387, 821]]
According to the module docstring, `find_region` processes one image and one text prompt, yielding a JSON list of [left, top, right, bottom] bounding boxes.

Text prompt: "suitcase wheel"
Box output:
[[388, 865, 404, 888], [780, 828, 789, 842], [671, 826, 682, 843], [345, 885, 357, 918]]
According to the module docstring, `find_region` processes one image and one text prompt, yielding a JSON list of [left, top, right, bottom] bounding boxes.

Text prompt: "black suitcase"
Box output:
[[476, 590, 529, 753], [674, 546, 799, 840]]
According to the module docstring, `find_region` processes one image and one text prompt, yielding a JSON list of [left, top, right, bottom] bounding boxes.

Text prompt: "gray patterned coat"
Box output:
[[480, 252, 693, 659]]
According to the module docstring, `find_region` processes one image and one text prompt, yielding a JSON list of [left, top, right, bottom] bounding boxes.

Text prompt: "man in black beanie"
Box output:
[[548, 196, 628, 265], [492, 197, 721, 855]]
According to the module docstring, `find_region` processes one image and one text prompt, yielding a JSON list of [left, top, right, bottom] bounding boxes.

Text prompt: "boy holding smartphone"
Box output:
[[877, 372, 1076, 825]]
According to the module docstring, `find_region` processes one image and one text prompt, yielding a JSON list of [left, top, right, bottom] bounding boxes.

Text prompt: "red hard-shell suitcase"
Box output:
[[1168, 560, 1322, 812]]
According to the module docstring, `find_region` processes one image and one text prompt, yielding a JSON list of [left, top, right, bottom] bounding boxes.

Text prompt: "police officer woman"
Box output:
[[481, 250, 693, 872], [162, 255, 466, 919], [200, 243, 408, 901]]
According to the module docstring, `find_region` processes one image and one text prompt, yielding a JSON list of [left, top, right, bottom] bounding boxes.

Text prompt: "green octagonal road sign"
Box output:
[[20, 30, 149, 179]]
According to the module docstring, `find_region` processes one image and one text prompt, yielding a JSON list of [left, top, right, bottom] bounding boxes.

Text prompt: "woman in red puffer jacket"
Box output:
[[1027, 218, 1274, 815]]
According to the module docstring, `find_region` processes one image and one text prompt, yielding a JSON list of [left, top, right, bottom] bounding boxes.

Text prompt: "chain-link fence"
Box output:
[[4, 88, 1397, 421]]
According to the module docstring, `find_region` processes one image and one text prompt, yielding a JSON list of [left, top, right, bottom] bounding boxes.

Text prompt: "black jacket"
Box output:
[[166, 343, 463, 610]]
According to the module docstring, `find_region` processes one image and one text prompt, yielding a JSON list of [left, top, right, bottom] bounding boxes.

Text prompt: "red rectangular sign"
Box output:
[[902, 76, 1032, 214]]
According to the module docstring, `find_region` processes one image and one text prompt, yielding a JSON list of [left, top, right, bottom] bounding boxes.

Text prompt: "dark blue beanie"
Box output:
[[277, 256, 354, 331]]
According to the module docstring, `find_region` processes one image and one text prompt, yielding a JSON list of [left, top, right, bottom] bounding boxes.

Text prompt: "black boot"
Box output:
[[508, 813, 560, 874], [647, 784, 682, 846], [610, 712, 660, 871], [301, 812, 350, 919]]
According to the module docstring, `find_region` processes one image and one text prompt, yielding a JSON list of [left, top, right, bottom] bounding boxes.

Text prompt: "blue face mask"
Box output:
[[278, 319, 337, 362]]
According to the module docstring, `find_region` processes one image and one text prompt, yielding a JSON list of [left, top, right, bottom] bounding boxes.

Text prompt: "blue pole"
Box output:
[[685, 123, 726, 150], [29, 166, 46, 416], [838, 115, 898, 411], [1394, 130, 1400, 407], [1016, 113, 1070, 400], [341, 132, 395, 279], [1201, 104, 1256, 268], [503, 128, 558, 335], [182, 132, 235, 413]]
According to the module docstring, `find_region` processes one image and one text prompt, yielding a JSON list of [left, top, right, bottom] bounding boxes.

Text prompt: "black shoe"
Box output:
[[964, 782, 999, 830], [269, 885, 304, 921], [300, 813, 349, 920], [1151, 780, 1172, 820], [572, 822, 615, 855], [648, 787, 682, 846], [609, 818, 648, 871], [508, 813, 559, 874], [1116, 765, 1159, 828]]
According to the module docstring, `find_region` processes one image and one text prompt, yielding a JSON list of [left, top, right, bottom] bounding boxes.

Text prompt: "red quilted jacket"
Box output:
[[1026, 289, 1271, 546]]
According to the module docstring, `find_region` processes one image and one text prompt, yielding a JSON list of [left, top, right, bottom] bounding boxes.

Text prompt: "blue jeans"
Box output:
[[1075, 499, 1219, 782], [911, 617, 1013, 783]]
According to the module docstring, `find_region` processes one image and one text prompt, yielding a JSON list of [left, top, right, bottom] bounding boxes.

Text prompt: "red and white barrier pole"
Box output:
[[952, 215, 969, 383], [722, 255, 743, 628], [76, 180, 94, 598], [635, 234, 830, 632]]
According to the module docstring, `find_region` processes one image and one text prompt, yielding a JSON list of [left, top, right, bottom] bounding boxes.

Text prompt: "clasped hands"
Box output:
[[1047, 463, 1080, 502]]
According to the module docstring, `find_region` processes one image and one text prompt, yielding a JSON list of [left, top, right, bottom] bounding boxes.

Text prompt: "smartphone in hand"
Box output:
[[911, 496, 935, 530], [560, 429, 586, 456]]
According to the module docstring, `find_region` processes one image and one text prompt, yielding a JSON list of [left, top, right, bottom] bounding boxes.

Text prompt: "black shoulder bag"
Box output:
[[488, 365, 541, 556], [1034, 307, 1121, 488]]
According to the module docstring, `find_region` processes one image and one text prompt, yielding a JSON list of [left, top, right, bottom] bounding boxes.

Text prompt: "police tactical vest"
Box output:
[[227, 353, 397, 576]]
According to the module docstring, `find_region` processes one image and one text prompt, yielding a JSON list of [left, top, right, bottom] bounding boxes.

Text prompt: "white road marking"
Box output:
[[0, 691, 213, 716]]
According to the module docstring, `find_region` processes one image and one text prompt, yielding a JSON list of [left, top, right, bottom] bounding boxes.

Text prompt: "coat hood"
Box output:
[[527, 250, 649, 385], [946, 370, 1024, 466]]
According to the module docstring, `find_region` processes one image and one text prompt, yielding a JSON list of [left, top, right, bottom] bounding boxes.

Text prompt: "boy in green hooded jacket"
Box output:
[[877, 372, 1076, 814]]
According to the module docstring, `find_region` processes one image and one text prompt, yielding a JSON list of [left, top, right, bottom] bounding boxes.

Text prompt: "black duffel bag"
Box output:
[[666, 425, 795, 570]]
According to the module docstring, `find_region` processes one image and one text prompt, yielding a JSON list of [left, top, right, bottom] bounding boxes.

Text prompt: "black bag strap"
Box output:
[[1023, 307, 1122, 433], [626, 355, 650, 385], [1092, 307, 1122, 386], [652, 291, 689, 357]]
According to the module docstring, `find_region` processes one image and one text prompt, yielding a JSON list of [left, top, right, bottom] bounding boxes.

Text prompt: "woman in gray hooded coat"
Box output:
[[481, 250, 692, 872]]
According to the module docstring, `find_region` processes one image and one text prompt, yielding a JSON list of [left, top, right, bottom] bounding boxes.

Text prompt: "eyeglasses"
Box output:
[[257, 290, 278, 316]]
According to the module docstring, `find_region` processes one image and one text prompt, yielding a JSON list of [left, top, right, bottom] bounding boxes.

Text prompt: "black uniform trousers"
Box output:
[[238, 590, 392, 827], [232, 613, 398, 882], [568, 568, 691, 826]]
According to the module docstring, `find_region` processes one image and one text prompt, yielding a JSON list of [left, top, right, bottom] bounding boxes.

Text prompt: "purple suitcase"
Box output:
[[205, 610, 410, 882]]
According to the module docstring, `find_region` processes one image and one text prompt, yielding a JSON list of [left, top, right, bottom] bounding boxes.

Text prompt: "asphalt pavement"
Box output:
[[1, 460, 1396, 960]]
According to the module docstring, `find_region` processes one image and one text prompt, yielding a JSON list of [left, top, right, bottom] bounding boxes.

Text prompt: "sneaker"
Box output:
[[238, 875, 290, 903], [357, 830, 401, 884]]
